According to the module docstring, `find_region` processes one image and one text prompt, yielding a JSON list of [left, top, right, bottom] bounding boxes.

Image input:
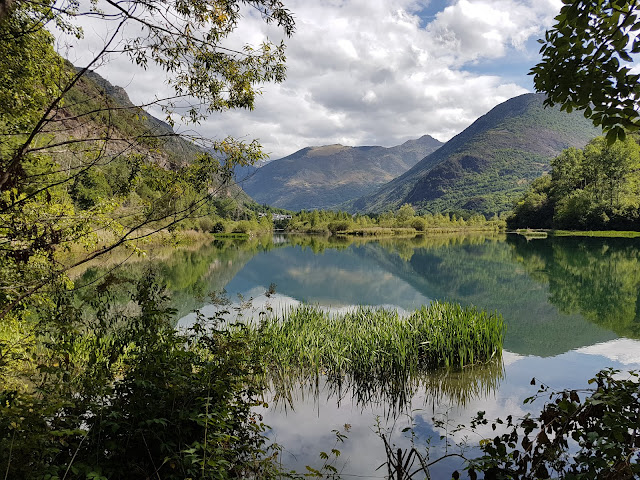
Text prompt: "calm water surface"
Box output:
[[78, 233, 640, 477]]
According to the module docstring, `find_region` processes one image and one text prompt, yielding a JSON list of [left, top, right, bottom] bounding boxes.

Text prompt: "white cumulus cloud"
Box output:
[[56, 0, 564, 159]]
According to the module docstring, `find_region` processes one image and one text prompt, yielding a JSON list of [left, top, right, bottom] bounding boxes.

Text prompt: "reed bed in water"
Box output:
[[247, 301, 505, 383]]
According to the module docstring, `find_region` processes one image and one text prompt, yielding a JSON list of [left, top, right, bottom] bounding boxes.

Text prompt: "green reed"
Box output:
[[244, 301, 505, 386]]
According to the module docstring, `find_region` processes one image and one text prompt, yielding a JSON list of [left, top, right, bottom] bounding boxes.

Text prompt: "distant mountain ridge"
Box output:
[[239, 135, 443, 210], [350, 94, 601, 215]]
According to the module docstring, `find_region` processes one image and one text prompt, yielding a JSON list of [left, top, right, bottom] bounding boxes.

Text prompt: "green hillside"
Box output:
[[240, 135, 442, 210], [53, 65, 255, 221], [350, 94, 601, 216]]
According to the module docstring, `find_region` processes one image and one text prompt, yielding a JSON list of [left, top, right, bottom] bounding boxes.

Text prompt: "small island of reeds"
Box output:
[[244, 302, 505, 387]]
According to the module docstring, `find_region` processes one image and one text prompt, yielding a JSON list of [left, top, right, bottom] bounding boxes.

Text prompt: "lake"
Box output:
[[75, 232, 640, 477]]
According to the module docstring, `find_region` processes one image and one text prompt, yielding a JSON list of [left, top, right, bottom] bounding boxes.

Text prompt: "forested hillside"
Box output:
[[508, 135, 640, 230], [350, 94, 600, 216], [61, 66, 252, 212]]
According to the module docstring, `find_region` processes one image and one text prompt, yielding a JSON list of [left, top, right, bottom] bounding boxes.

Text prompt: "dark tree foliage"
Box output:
[[465, 369, 640, 480], [506, 176, 554, 229], [0, 274, 282, 479], [382, 369, 640, 479], [531, 0, 640, 143]]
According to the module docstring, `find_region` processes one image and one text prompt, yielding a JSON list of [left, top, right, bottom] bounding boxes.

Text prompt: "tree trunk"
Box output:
[[0, 0, 17, 22]]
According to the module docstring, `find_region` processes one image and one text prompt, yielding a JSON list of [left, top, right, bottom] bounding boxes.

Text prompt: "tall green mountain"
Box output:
[[350, 94, 601, 215], [240, 135, 443, 210]]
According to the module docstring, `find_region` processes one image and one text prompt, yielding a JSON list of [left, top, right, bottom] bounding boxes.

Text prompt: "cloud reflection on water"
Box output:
[[256, 342, 640, 478]]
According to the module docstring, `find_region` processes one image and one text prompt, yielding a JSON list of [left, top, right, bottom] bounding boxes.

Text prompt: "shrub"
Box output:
[[197, 217, 214, 232], [396, 204, 416, 224], [327, 220, 351, 233], [232, 220, 253, 234], [411, 217, 427, 231], [466, 369, 640, 479], [211, 220, 226, 233]]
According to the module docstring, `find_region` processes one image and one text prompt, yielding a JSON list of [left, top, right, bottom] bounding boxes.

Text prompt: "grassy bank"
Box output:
[[59, 228, 215, 271], [213, 232, 252, 239], [550, 229, 640, 238], [343, 225, 504, 236], [512, 229, 640, 238]]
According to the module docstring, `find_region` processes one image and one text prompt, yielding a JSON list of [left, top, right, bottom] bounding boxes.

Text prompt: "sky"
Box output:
[[59, 0, 564, 160]]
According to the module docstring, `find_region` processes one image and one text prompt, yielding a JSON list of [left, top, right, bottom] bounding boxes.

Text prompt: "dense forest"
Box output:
[[508, 135, 640, 230]]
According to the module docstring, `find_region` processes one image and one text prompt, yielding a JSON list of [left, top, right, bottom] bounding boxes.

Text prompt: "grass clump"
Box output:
[[250, 302, 505, 383], [550, 229, 640, 238]]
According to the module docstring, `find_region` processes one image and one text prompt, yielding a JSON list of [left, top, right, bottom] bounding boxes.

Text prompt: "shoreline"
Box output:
[[512, 228, 640, 239]]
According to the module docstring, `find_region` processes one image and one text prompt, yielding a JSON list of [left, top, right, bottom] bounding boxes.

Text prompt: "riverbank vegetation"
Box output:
[[252, 302, 504, 373], [1, 275, 288, 479], [279, 204, 505, 235], [549, 229, 640, 238], [508, 135, 640, 230], [160, 202, 506, 239]]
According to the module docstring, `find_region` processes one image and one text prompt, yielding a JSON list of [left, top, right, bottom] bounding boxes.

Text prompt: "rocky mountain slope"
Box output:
[[64, 67, 251, 204]]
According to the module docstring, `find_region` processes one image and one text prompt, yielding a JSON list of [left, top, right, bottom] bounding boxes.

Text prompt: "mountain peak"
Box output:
[[398, 134, 443, 148], [307, 144, 349, 156]]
